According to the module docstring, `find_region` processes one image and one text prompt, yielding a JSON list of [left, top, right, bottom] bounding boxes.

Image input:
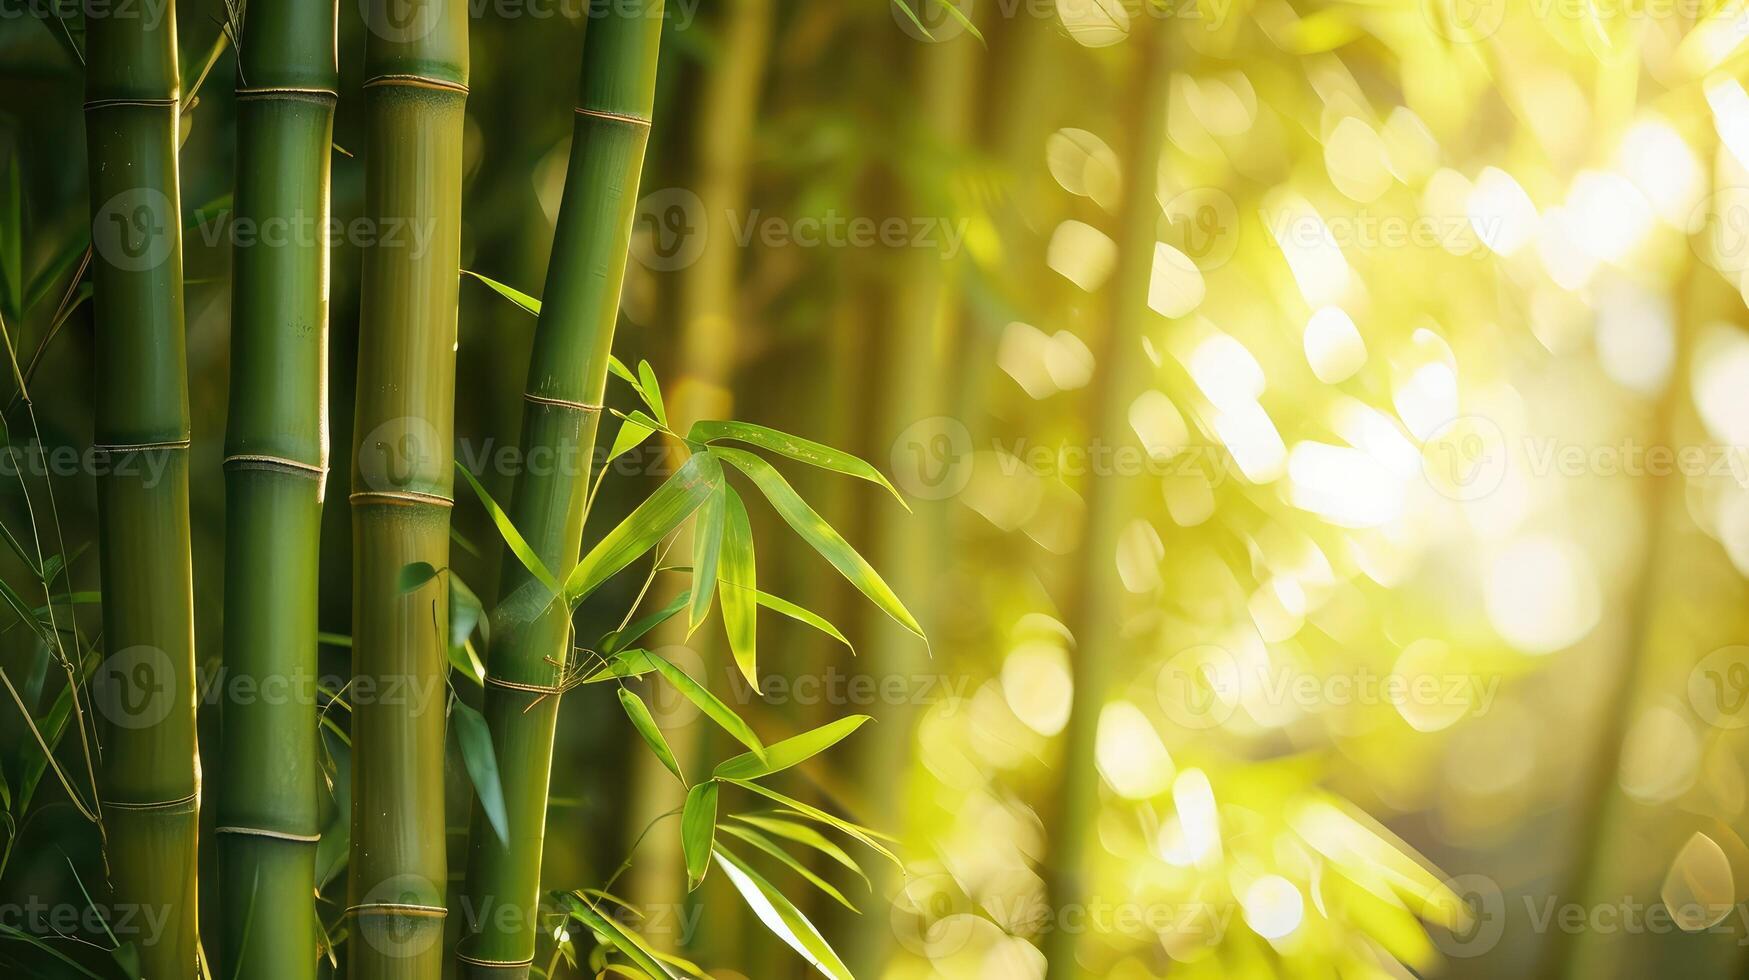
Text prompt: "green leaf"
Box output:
[[755, 590, 853, 653], [636, 360, 667, 427], [690, 419, 908, 509], [462, 268, 540, 315], [689, 487, 726, 633], [566, 453, 723, 605], [0, 140, 21, 324], [618, 688, 683, 785], [930, 0, 986, 45], [713, 845, 852, 980], [888, 0, 935, 40], [397, 561, 439, 593], [23, 235, 87, 318], [561, 894, 681, 979], [682, 781, 719, 890], [602, 590, 690, 656], [719, 824, 859, 911], [456, 463, 561, 598], [722, 778, 899, 867], [718, 488, 758, 685], [645, 651, 764, 759], [608, 417, 656, 464], [451, 698, 509, 846], [712, 446, 923, 640], [713, 715, 871, 781], [730, 814, 866, 883], [580, 648, 661, 684], [607, 356, 640, 388], [449, 574, 487, 683]]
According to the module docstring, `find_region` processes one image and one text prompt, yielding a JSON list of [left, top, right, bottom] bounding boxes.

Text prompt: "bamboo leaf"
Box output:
[[397, 561, 440, 593], [561, 894, 681, 980], [754, 590, 853, 653], [618, 688, 683, 785], [730, 814, 866, 883], [712, 446, 923, 640], [689, 486, 726, 633], [580, 648, 661, 684], [565, 453, 723, 605], [888, 0, 935, 40], [645, 651, 765, 759], [713, 715, 871, 781], [690, 419, 908, 508], [636, 359, 667, 427], [608, 417, 656, 463], [456, 462, 561, 598], [448, 574, 486, 685], [24, 235, 87, 317], [723, 778, 899, 867], [451, 698, 510, 847], [602, 591, 690, 655], [682, 780, 719, 890], [0, 140, 20, 324], [462, 269, 637, 393], [718, 488, 757, 685], [930, 0, 986, 45], [719, 824, 859, 912], [713, 844, 853, 980]]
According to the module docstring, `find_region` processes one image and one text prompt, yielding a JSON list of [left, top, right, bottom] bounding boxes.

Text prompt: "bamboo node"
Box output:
[[573, 106, 653, 127], [455, 952, 537, 968], [364, 74, 470, 95], [82, 98, 178, 111], [523, 392, 604, 413], [225, 453, 328, 479], [235, 86, 339, 105], [92, 439, 191, 453], [347, 903, 449, 918], [484, 673, 567, 697], [102, 791, 198, 813], [349, 489, 456, 508], [214, 825, 321, 843]]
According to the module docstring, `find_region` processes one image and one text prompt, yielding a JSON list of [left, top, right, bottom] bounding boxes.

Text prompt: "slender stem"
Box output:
[[215, 2, 337, 978], [347, 2, 469, 978], [81, 0, 201, 974], [454, 3, 663, 977]]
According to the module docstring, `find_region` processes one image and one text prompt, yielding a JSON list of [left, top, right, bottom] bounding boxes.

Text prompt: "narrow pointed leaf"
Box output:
[[719, 488, 757, 685], [723, 778, 899, 867], [682, 780, 719, 890], [608, 417, 656, 463], [713, 446, 922, 639], [719, 824, 858, 911], [754, 591, 853, 652], [689, 419, 908, 508], [636, 359, 667, 427], [714, 715, 871, 781], [566, 453, 723, 605], [646, 652, 765, 760], [713, 845, 852, 980], [602, 590, 690, 655], [561, 894, 681, 979], [462, 268, 540, 315], [456, 462, 562, 597], [618, 688, 683, 784], [689, 486, 726, 633], [580, 648, 661, 684], [452, 699, 509, 846], [397, 561, 439, 593], [730, 814, 866, 883]]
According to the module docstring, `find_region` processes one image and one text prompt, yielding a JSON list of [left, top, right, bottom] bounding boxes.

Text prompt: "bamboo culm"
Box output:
[[82, 0, 201, 974], [455, 2, 664, 976], [347, 2, 468, 977], [215, 1, 337, 977]]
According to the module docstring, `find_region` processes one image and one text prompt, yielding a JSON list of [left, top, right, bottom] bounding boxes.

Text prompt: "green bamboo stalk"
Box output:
[[454, 3, 663, 976], [1039, 21, 1170, 980], [215, 2, 337, 977], [82, 1, 200, 975], [347, 2, 467, 977]]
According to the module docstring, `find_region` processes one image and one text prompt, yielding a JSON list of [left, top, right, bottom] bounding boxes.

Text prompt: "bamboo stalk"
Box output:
[[347, 3, 467, 977], [82, 1, 200, 975], [215, 2, 337, 977], [454, 3, 663, 976], [1039, 21, 1171, 980]]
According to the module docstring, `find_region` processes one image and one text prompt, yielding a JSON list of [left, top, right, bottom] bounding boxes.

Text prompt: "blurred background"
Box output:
[[8, 0, 1749, 976]]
